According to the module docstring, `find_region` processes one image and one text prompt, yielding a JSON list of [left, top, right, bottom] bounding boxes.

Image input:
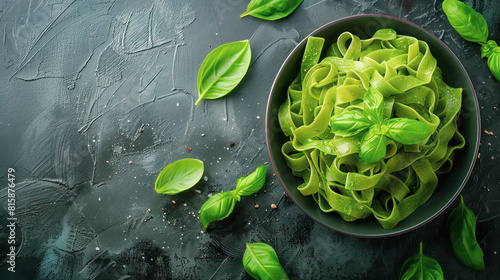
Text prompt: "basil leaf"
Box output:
[[363, 86, 385, 124], [235, 165, 267, 196], [442, 0, 488, 44], [400, 242, 444, 280], [200, 190, 239, 231], [487, 48, 500, 83], [155, 158, 204, 195], [243, 243, 289, 280], [447, 195, 485, 271], [196, 40, 251, 106], [240, 0, 303, 21], [330, 109, 371, 137], [359, 126, 387, 163], [384, 118, 430, 145]]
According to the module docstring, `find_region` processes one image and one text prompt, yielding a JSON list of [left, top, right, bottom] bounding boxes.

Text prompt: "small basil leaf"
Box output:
[[400, 242, 444, 280], [330, 109, 371, 137], [243, 243, 289, 280], [442, 0, 488, 44], [359, 126, 387, 163], [235, 165, 267, 196], [480, 40, 498, 58], [447, 195, 485, 271], [240, 0, 304, 21], [363, 86, 385, 124], [487, 48, 500, 83], [196, 40, 251, 106], [155, 158, 204, 195], [384, 118, 430, 145], [200, 190, 239, 231]]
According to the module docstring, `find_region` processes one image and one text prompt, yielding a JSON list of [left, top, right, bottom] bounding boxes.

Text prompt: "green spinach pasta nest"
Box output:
[[278, 29, 465, 229]]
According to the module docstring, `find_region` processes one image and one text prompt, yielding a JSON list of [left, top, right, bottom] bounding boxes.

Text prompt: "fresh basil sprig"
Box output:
[[447, 195, 485, 271], [155, 158, 204, 195], [442, 0, 500, 82], [242, 242, 289, 280], [330, 87, 430, 163], [196, 40, 251, 105], [200, 165, 267, 230], [400, 242, 444, 280], [240, 0, 304, 21]]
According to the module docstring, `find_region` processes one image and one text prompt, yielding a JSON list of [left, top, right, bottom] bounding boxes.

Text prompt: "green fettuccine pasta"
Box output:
[[278, 29, 465, 229]]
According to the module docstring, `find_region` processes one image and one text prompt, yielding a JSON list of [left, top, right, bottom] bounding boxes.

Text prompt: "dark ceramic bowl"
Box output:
[[265, 15, 480, 237]]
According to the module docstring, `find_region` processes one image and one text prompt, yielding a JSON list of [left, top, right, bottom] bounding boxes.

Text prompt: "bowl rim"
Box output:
[[265, 14, 481, 238]]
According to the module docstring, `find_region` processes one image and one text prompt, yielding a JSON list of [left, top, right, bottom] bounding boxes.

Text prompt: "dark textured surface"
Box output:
[[0, 0, 499, 279]]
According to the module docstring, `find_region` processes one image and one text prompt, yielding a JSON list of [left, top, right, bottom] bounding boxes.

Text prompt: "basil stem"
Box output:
[[200, 190, 239, 231], [447, 195, 485, 271], [240, 0, 304, 21], [196, 40, 251, 106], [155, 158, 204, 195], [243, 243, 289, 280], [400, 242, 444, 280], [235, 165, 268, 196]]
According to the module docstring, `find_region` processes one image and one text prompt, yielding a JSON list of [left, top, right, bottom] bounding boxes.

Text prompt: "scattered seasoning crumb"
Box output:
[[492, 156, 495, 160], [148, 208, 151, 212], [254, 204, 260, 209], [229, 141, 235, 147], [201, 133, 205, 137], [172, 200, 176, 204], [139, 128, 144, 133], [276, 219, 279, 221], [187, 147, 192, 151], [263, 190, 267, 193], [494, 251, 497, 255], [485, 130, 494, 135], [129, 160, 133, 164], [264, 162, 268, 165], [478, 153, 481, 158], [265, 209, 268, 212], [271, 203, 277, 209], [106, 160, 110, 164], [195, 189, 201, 193], [262, 141, 266, 144]]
